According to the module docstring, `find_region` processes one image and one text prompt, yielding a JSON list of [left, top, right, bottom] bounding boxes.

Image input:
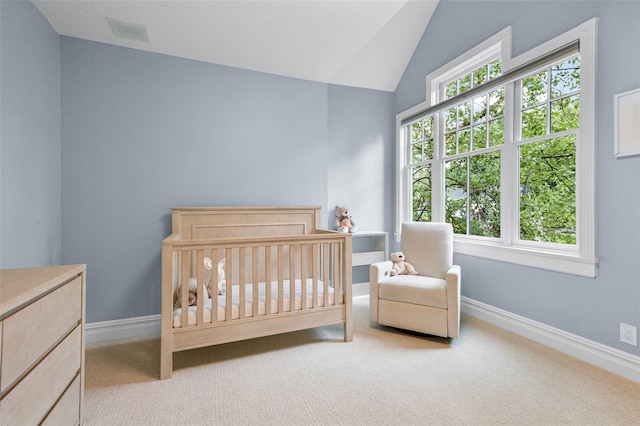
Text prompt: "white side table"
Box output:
[[351, 231, 388, 267]]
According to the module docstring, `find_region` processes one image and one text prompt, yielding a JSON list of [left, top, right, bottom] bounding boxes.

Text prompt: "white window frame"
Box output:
[[396, 19, 598, 277]]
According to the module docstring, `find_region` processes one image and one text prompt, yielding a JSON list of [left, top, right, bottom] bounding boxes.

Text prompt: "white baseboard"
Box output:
[[462, 296, 640, 384], [85, 314, 160, 344], [85, 297, 640, 384]]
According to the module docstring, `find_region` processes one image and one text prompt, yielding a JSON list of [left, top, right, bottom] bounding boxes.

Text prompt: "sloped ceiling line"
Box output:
[[33, 0, 438, 92]]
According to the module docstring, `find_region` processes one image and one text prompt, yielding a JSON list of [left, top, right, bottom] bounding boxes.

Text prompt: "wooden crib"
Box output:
[[161, 206, 353, 379]]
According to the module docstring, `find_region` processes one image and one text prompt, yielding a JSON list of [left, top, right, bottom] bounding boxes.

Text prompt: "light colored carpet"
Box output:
[[84, 295, 640, 425]]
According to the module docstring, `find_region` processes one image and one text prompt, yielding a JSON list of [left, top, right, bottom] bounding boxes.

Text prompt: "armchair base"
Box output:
[[379, 299, 449, 337]]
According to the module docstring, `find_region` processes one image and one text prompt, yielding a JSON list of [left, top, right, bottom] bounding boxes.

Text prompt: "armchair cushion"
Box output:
[[378, 276, 447, 309], [401, 222, 453, 279]]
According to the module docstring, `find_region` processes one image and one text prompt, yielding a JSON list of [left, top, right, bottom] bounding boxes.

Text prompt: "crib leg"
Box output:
[[344, 318, 353, 342], [160, 339, 172, 379]]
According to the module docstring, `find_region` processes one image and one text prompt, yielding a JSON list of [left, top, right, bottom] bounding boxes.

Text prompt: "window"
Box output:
[[442, 66, 504, 238], [396, 20, 597, 277], [518, 56, 580, 245]]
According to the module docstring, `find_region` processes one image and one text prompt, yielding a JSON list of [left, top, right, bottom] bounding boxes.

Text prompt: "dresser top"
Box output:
[[0, 265, 85, 317]]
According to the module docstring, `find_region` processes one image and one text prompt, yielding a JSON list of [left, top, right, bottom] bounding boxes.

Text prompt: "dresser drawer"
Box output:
[[1, 276, 81, 392], [41, 374, 81, 426], [0, 325, 81, 424]]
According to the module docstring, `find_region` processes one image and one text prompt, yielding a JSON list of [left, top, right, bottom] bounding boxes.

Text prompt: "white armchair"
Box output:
[[370, 222, 460, 338]]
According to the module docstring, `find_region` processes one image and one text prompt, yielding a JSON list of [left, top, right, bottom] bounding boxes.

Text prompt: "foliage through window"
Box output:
[[518, 56, 580, 244]]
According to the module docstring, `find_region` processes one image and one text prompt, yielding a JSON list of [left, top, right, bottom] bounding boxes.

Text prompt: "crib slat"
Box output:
[[252, 246, 259, 317], [225, 248, 232, 321], [265, 245, 272, 315], [323, 243, 330, 307], [289, 244, 296, 312], [301, 244, 307, 310], [211, 249, 219, 324], [277, 245, 284, 314], [334, 243, 341, 305], [181, 252, 189, 326], [196, 250, 204, 326], [312, 243, 319, 308], [239, 247, 246, 319]]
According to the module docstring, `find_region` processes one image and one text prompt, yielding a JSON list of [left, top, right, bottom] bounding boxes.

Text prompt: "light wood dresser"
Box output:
[[0, 264, 86, 425]]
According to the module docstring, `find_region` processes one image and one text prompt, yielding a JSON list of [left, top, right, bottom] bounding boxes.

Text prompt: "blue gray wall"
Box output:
[[59, 37, 394, 322], [1, 0, 61, 268], [395, 0, 640, 356], [327, 84, 395, 283], [60, 37, 331, 322]]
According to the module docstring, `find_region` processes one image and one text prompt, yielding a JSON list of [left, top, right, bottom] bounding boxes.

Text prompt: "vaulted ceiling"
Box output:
[[33, 0, 438, 92]]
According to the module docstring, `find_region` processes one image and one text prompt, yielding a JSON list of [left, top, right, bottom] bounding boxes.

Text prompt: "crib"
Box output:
[[161, 206, 353, 379]]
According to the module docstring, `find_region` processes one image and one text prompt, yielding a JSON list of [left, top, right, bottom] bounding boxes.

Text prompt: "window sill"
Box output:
[[453, 239, 598, 278]]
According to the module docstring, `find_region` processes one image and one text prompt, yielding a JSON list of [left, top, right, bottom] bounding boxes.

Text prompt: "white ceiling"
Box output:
[[32, 0, 438, 92]]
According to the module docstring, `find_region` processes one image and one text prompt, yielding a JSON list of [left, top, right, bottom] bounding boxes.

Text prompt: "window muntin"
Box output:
[[444, 59, 502, 100], [520, 56, 581, 140]]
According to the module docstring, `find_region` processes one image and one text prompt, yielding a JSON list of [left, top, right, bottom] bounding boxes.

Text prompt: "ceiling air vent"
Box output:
[[106, 17, 150, 43]]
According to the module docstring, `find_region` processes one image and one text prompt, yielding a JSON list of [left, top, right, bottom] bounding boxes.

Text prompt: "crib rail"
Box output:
[[163, 231, 352, 329]]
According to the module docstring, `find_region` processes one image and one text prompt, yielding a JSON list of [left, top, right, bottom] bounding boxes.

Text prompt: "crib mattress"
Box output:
[[173, 278, 335, 328]]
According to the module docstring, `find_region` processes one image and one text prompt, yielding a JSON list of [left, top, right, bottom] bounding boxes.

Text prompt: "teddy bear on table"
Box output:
[[334, 205, 358, 233], [390, 252, 419, 276]]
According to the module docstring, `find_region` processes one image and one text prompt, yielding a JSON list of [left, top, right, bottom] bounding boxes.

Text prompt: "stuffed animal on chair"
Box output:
[[390, 252, 419, 276]]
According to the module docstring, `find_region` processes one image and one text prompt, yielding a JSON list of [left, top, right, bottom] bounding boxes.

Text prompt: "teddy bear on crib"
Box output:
[[204, 257, 226, 296], [174, 257, 226, 307], [174, 277, 200, 307], [335, 205, 358, 233], [390, 252, 419, 276]]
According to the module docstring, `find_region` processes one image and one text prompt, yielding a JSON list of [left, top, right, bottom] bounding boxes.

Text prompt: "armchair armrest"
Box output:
[[446, 264, 461, 338], [370, 260, 392, 322]]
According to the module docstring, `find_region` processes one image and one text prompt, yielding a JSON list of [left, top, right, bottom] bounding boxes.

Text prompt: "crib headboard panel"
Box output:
[[171, 206, 322, 239]]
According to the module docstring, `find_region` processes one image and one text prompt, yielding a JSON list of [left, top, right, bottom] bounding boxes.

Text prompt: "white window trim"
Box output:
[[396, 18, 598, 278]]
